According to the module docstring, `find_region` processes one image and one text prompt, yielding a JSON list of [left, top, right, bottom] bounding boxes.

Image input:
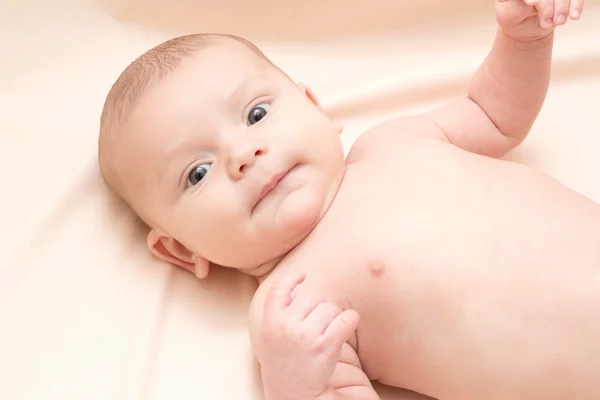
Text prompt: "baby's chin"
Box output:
[[244, 184, 325, 263], [272, 184, 326, 240], [233, 180, 337, 273]]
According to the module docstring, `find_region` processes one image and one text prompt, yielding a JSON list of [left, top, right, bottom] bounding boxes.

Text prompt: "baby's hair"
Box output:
[[98, 33, 277, 218]]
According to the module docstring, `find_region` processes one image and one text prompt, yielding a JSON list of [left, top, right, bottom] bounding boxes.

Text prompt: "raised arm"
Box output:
[[393, 0, 584, 158]]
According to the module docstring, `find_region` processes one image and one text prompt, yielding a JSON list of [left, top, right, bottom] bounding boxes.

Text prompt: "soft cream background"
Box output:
[[1, 0, 599, 399]]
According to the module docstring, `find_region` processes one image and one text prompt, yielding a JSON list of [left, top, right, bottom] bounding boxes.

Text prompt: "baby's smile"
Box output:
[[251, 163, 298, 214]]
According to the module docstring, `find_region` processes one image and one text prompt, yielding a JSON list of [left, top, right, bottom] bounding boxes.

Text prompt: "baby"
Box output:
[[98, 0, 599, 399]]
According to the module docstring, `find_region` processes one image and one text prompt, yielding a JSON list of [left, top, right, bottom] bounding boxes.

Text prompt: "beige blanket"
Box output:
[[1, 0, 599, 398]]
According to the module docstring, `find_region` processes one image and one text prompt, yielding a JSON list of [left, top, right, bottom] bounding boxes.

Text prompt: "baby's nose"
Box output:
[[227, 143, 267, 180]]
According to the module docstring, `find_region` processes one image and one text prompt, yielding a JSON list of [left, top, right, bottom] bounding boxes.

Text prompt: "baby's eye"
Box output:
[[247, 104, 270, 126], [187, 163, 211, 187]]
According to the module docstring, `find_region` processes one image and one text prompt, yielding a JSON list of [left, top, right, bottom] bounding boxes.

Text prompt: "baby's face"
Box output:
[[119, 43, 345, 274]]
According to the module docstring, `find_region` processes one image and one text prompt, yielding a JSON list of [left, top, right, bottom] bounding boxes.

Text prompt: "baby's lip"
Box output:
[[251, 165, 295, 213]]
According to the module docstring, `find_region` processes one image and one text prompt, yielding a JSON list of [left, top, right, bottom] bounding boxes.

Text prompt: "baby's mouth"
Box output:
[[251, 165, 296, 213]]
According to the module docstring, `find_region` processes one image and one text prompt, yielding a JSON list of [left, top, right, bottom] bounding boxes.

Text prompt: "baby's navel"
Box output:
[[368, 260, 386, 278]]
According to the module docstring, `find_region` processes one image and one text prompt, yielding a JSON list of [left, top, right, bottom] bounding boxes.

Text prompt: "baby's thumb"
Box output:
[[323, 309, 360, 353]]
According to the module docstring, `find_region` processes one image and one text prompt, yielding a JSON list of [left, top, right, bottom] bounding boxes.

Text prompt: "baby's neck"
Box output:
[[248, 254, 287, 284], [246, 219, 324, 285]]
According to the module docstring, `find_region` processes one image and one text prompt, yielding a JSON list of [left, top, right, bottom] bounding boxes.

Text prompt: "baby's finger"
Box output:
[[536, 0, 555, 27], [553, 0, 570, 24], [264, 272, 306, 316], [321, 310, 360, 356], [304, 302, 342, 335], [569, 0, 583, 19], [287, 287, 325, 321]]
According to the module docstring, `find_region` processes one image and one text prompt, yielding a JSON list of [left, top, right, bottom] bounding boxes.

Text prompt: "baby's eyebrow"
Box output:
[[228, 77, 255, 102], [227, 76, 272, 108], [159, 138, 205, 186]]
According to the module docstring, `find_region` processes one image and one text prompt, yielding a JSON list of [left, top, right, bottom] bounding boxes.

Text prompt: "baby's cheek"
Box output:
[[176, 201, 232, 245], [276, 185, 322, 234]]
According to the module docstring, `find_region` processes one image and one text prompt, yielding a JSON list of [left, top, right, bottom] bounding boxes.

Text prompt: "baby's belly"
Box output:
[[316, 138, 600, 399]]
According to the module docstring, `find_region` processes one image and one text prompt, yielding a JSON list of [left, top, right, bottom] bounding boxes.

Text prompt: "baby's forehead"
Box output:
[[183, 40, 273, 76], [150, 46, 278, 104]]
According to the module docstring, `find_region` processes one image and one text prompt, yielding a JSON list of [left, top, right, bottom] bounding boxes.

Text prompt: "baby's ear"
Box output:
[[298, 83, 343, 134], [147, 229, 210, 278], [297, 83, 323, 110]]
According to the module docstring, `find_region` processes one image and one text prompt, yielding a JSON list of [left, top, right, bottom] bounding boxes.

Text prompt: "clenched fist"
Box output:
[[257, 273, 360, 400], [496, 0, 585, 40]]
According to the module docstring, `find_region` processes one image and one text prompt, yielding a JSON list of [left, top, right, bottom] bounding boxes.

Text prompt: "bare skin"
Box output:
[[100, 0, 597, 399], [251, 126, 600, 399]]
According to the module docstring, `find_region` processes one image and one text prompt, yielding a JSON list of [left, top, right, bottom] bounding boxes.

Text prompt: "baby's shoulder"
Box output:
[[346, 115, 449, 164]]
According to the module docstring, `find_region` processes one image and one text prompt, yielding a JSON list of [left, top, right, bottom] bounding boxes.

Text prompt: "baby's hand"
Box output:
[[258, 273, 360, 400], [496, 0, 584, 40]]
